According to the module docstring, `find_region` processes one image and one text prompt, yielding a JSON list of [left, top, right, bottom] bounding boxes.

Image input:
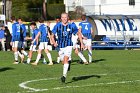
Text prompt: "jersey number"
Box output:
[[85, 25, 88, 30]]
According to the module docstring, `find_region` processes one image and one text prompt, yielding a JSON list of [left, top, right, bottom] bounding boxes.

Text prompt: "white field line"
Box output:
[[19, 72, 140, 92]]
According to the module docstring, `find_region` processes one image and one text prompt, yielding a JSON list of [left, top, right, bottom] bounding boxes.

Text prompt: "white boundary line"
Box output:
[[19, 72, 140, 92]]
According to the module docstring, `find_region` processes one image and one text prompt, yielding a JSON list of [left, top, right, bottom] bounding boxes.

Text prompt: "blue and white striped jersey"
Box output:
[[52, 22, 78, 48]]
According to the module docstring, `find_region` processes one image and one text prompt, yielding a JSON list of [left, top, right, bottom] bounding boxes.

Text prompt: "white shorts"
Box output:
[[59, 46, 73, 61], [73, 43, 80, 49], [83, 39, 92, 47], [29, 45, 37, 51], [12, 41, 23, 48], [39, 42, 48, 50]]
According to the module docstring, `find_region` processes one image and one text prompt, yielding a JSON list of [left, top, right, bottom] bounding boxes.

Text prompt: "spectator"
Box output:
[[4, 26, 12, 51], [0, 25, 6, 51]]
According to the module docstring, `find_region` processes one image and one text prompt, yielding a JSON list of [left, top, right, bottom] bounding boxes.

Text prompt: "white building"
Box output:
[[64, 0, 140, 15]]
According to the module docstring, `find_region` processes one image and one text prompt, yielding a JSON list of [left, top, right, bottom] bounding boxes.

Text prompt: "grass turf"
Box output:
[[0, 50, 140, 93]]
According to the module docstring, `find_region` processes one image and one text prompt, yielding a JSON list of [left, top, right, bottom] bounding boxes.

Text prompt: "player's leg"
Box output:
[[61, 46, 72, 83], [87, 39, 92, 63], [44, 42, 53, 65], [13, 41, 19, 64], [21, 42, 28, 57], [31, 43, 43, 65], [75, 48, 88, 64], [1, 38, 5, 51], [27, 45, 34, 64]]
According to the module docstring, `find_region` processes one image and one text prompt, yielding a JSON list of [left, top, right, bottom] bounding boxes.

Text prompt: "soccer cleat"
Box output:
[[31, 62, 38, 66], [61, 76, 66, 83], [83, 62, 89, 65], [13, 61, 19, 64], [48, 63, 53, 65]]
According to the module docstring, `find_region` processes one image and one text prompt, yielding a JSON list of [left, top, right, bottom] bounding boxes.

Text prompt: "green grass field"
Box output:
[[0, 50, 140, 93]]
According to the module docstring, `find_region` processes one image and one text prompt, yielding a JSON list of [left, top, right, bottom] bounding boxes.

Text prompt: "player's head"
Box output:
[[18, 18, 23, 24], [0, 25, 5, 30], [61, 12, 69, 24], [11, 16, 16, 22], [55, 16, 61, 23], [38, 18, 44, 23], [81, 14, 86, 21], [30, 22, 36, 30]]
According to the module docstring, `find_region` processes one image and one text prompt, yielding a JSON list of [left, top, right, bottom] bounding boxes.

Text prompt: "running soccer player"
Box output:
[[79, 14, 93, 63], [51, 13, 84, 83], [31, 19, 53, 66]]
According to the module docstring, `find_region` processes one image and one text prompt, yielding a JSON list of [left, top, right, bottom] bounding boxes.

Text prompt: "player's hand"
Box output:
[[83, 37, 87, 40], [31, 40, 35, 45], [80, 43, 85, 50], [54, 42, 58, 47]]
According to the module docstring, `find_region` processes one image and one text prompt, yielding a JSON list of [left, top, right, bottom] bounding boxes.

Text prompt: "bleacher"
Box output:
[[92, 35, 140, 49]]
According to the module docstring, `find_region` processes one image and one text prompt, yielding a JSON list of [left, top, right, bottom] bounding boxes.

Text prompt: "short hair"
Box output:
[[30, 22, 36, 26], [38, 18, 44, 23], [11, 16, 16, 21], [81, 14, 86, 21], [61, 12, 69, 17]]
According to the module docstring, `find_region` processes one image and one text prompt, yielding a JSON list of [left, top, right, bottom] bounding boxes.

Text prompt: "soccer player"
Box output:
[[70, 19, 88, 64], [26, 22, 47, 64], [31, 19, 53, 66], [51, 13, 84, 83], [12, 18, 27, 64], [79, 14, 93, 63]]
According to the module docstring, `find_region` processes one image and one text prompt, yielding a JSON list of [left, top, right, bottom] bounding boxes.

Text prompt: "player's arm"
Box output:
[[32, 32, 40, 44], [47, 27, 53, 45], [74, 24, 84, 50], [77, 31, 84, 50], [50, 33, 57, 47], [50, 24, 58, 47]]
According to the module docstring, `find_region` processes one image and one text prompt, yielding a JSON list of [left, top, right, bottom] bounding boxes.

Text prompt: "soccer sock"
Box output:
[[57, 57, 60, 63], [21, 50, 28, 57], [88, 50, 92, 63], [78, 52, 87, 62], [35, 54, 41, 64], [14, 52, 18, 61], [46, 53, 53, 63], [27, 58, 31, 64], [18, 51, 23, 58], [63, 64, 69, 77]]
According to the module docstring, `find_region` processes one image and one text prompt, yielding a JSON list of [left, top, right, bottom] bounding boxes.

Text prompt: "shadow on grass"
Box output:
[[66, 74, 101, 84], [93, 59, 106, 63], [0, 67, 15, 72]]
